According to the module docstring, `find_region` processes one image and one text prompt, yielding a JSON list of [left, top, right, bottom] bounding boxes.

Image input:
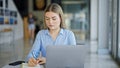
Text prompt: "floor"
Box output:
[[0, 38, 119, 68]]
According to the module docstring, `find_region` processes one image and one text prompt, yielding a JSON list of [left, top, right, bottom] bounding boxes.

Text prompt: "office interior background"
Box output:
[[0, 0, 120, 68]]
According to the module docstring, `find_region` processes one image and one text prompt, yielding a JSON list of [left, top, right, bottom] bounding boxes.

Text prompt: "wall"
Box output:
[[8, 0, 23, 39], [90, 0, 109, 54], [98, 0, 109, 54], [90, 0, 98, 41], [90, 0, 98, 53], [0, 0, 23, 43]]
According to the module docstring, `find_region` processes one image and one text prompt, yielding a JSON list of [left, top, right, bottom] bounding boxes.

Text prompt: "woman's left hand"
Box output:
[[37, 57, 46, 64]]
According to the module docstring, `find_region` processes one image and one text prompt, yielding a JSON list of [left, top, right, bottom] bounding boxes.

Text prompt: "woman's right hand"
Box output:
[[28, 57, 38, 67]]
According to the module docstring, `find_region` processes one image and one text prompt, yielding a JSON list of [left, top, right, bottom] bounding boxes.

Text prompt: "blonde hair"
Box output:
[[44, 3, 66, 29]]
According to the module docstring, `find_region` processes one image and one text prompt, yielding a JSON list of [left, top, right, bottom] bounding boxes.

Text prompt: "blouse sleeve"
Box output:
[[25, 31, 42, 62], [68, 31, 76, 45]]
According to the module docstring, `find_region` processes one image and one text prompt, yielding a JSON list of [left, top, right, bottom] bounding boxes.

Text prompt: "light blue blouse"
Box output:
[[26, 28, 76, 61]]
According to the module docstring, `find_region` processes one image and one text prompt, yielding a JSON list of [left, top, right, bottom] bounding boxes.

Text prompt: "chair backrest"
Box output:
[[46, 45, 87, 68]]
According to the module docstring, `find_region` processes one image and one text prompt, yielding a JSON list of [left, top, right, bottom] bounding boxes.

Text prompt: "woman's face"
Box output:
[[45, 12, 61, 30], [29, 14, 33, 18]]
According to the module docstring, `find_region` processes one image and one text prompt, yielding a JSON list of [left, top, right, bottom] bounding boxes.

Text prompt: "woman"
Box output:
[[28, 13, 35, 40], [26, 3, 76, 67]]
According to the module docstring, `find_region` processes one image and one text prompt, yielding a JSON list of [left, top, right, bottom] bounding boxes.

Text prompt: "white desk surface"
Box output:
[[2, 64, 44, 68]]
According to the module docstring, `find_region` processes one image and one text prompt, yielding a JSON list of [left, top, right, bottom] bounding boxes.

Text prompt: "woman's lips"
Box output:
[[49, 25, 54, 27]]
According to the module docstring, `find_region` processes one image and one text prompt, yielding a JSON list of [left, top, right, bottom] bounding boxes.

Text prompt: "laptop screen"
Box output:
[[45, 45, 87, 68]]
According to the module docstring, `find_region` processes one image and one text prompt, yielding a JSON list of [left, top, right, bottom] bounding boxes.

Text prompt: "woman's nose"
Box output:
[[49, 19, 53, 24]]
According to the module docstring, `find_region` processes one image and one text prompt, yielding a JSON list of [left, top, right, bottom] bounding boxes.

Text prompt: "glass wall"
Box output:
[[112, 0, 118, 58], [61, 0, 90, 44], [118, 0, 120, 61], [108, 0, 113, 54], [108, 0, 120, 61]]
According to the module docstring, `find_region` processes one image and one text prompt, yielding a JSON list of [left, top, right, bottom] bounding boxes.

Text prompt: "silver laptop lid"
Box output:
[[46, 45, 87, 68]]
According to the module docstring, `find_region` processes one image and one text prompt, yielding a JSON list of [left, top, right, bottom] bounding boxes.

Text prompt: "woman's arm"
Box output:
[[68, 31, 76, 45], [25, 31, 42, 62]]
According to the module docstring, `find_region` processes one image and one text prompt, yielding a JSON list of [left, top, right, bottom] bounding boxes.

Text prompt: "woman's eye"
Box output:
[[52, 18, 56, 20], [45, 18, 49, 20]]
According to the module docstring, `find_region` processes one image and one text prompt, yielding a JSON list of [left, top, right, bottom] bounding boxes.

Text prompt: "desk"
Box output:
[[2, 64, 44, 68]]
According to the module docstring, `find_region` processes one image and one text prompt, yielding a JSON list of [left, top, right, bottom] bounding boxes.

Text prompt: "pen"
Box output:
[[32, 51, 37, 59], [32, 51, 40, 64]]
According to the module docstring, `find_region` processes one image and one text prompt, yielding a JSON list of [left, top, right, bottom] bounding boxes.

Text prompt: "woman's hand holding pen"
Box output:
[[37, 57, 46, 64], [28, 57, 38, 67], [28, 57, 46, 67]]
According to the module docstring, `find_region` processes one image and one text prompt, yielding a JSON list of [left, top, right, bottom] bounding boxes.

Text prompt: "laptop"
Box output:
[[45, 45, 87, 68]]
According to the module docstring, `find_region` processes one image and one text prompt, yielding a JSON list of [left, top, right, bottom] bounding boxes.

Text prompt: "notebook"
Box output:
[[21, 63, 41, 68], [45, 45, 87, 68]]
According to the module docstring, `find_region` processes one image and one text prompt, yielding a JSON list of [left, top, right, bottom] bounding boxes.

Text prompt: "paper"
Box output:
[[22, 63, 41, 68]]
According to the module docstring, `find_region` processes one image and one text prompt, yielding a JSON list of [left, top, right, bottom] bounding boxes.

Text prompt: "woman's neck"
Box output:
[[49, 28, 60, 34], [49, 28, 61, 40]]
